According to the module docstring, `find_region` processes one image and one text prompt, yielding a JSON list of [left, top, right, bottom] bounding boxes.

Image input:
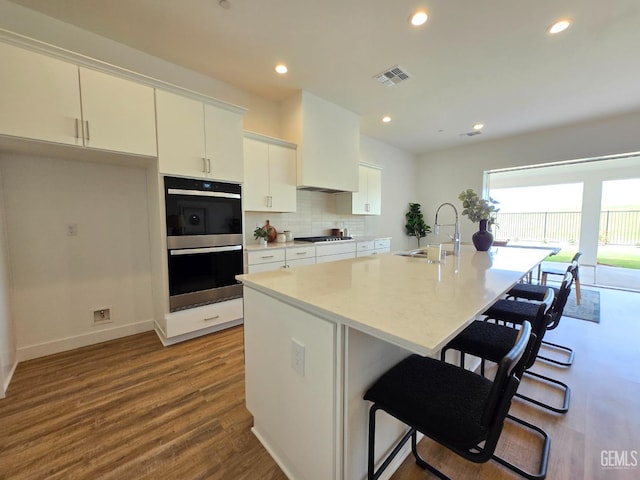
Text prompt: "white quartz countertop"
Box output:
[[237, 245, 553, 356]]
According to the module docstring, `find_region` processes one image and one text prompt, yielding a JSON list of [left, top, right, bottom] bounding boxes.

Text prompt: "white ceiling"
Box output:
[[9, 0, 640, 155]]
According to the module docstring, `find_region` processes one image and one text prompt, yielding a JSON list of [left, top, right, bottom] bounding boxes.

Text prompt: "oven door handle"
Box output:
[[170, 245, 243, 256], [167, 188, 241, 200]]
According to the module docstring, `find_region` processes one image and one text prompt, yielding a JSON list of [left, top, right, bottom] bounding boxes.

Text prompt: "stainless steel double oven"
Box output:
[[164, 176, 243, 312]]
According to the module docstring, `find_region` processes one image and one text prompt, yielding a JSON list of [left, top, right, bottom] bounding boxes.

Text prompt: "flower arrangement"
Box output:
[[458, 189, 500, 223]]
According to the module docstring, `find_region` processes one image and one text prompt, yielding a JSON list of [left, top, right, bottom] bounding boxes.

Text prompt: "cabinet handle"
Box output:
[[74, 118, 80, 140], [296, 252, 307, 255], [84, 120, 90, 141], [203, 315, 221, 322], [260, 255, 275, 259], [202, 158, 207, 173], [266, 195, 273, 208], [207, 158, 212, 173], [365, 203, 370, 212]]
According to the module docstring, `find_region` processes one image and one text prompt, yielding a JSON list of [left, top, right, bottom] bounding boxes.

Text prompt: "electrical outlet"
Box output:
[[67, 223, 78, 236], [93, 308, 112, 325], [291, 338, 305, 376]]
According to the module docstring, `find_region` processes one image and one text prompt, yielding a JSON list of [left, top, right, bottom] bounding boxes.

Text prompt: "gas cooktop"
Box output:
[[295, 236, 353, 242]]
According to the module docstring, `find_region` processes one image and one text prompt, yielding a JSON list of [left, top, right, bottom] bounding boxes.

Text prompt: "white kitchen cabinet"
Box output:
[[356, 240, 375, 257], [0, 43, 156, 156], [285, 245, 316, 268], [0, 42, 81, 146], [246, 248, 286, 273], [336, 164, 382, 215], [316, 242, 356, 264], [204, 104, 244, 183], [163, 298, 243, 339], [156, 89, 244, 181], [281, 90, 359, 192], [374, 238, 391, 254], [243, 134, 297, 212], [79, 67, 157, 156]]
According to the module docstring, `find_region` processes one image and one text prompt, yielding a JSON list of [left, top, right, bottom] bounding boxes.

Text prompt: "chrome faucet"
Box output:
[[434, 202, 460, 256]]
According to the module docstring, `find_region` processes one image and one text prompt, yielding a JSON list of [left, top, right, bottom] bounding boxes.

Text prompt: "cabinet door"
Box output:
[[205, 104, 244, 183], [268, 144, 297, 212], [243, 137, 270, 211], [0, 42, 81, 145], [156, 90, 207, 177], [366, 167, 382, 215], [79, 67, 157, 156], [351, 166, 369, 214]]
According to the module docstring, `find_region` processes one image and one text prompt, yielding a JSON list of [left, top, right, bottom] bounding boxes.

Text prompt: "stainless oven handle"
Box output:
[[167, 188, 241, 200], [170, 245, 243, 256]]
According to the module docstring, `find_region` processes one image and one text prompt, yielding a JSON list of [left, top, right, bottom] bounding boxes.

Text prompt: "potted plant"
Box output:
[[253, 225, 271, 246], [404, 203, 431, 248], [458, 189, 500, 251]]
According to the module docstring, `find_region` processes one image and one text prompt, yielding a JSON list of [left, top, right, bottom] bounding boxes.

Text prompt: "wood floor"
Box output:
[[1, 287, 639, 479]]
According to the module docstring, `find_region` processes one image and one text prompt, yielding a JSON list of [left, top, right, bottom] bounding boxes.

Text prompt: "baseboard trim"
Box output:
[[16, 320, 154, 362], [1, 360, 18, 398]]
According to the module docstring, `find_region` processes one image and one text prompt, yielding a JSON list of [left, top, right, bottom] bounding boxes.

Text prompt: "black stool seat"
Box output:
[[365, 354, 492, 450], [508, 283, 553, 302], [446, 320, 518, 364], [484, 298, 540, 324]]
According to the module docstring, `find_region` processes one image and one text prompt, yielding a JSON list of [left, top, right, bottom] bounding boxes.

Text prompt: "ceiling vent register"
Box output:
[[374, 65, 411, 87]]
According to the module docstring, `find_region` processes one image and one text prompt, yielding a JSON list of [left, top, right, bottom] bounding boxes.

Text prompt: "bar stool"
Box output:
[[364, 322, 535, 480], [508, 267, 577, 367], [541, 252, 581, 304], [444, 272, 574, 415]]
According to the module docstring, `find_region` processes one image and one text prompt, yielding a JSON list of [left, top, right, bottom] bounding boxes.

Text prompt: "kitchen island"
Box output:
[[237, 245, 552, 480]]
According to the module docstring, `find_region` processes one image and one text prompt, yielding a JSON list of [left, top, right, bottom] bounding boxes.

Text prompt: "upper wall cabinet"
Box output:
[[243, 133, 297, 212], [336, 164, 382, 215], [280, 91, 359, 192], [0, 42, 81, 146], [78, 67, 157, 156], [0, 42, 157, 156], [156, 90, 244, 182]]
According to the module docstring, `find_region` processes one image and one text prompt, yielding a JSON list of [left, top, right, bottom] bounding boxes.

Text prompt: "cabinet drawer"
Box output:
[[247, 261, 285, 273], [316, 252, 356, 264], [165, 298, 243, 338], [286, 257, 316, 268], [316, 242, 356, 257], [286, 246, 316, 261], [356, 240, 375, 257], [374, 239, 391, 252], [247, 248, 286, 265]]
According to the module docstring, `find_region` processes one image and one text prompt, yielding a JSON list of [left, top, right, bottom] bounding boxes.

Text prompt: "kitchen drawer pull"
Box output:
[[296, 252, 308, 255], [203, 315, 220, 322], [84, 120, 90, 141], [260, 255, 275, 259], [74, 118, 80, 140]]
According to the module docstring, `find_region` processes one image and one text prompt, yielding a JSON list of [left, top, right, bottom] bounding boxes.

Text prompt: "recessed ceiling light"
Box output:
[[410, 11, 428, 26], [382, 116, 392, 123], [548, 19, 571, 34], [473, 123, 484, 130], [274, 64, 288, 74]]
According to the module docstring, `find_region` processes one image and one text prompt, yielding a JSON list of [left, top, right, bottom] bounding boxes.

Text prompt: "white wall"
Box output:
[[416, 109, 640, 245], [0, 155, 154, 360], [0, 166, 16, 397], [360, 135, 418, 252], [0, 0, 281, 137]]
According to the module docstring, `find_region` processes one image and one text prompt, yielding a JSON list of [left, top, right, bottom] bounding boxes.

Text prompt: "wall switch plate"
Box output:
[[291, 338, 305, 376]]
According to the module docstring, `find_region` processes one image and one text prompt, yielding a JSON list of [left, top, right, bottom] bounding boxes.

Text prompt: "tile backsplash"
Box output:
[[244, 190, 366, 243]]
